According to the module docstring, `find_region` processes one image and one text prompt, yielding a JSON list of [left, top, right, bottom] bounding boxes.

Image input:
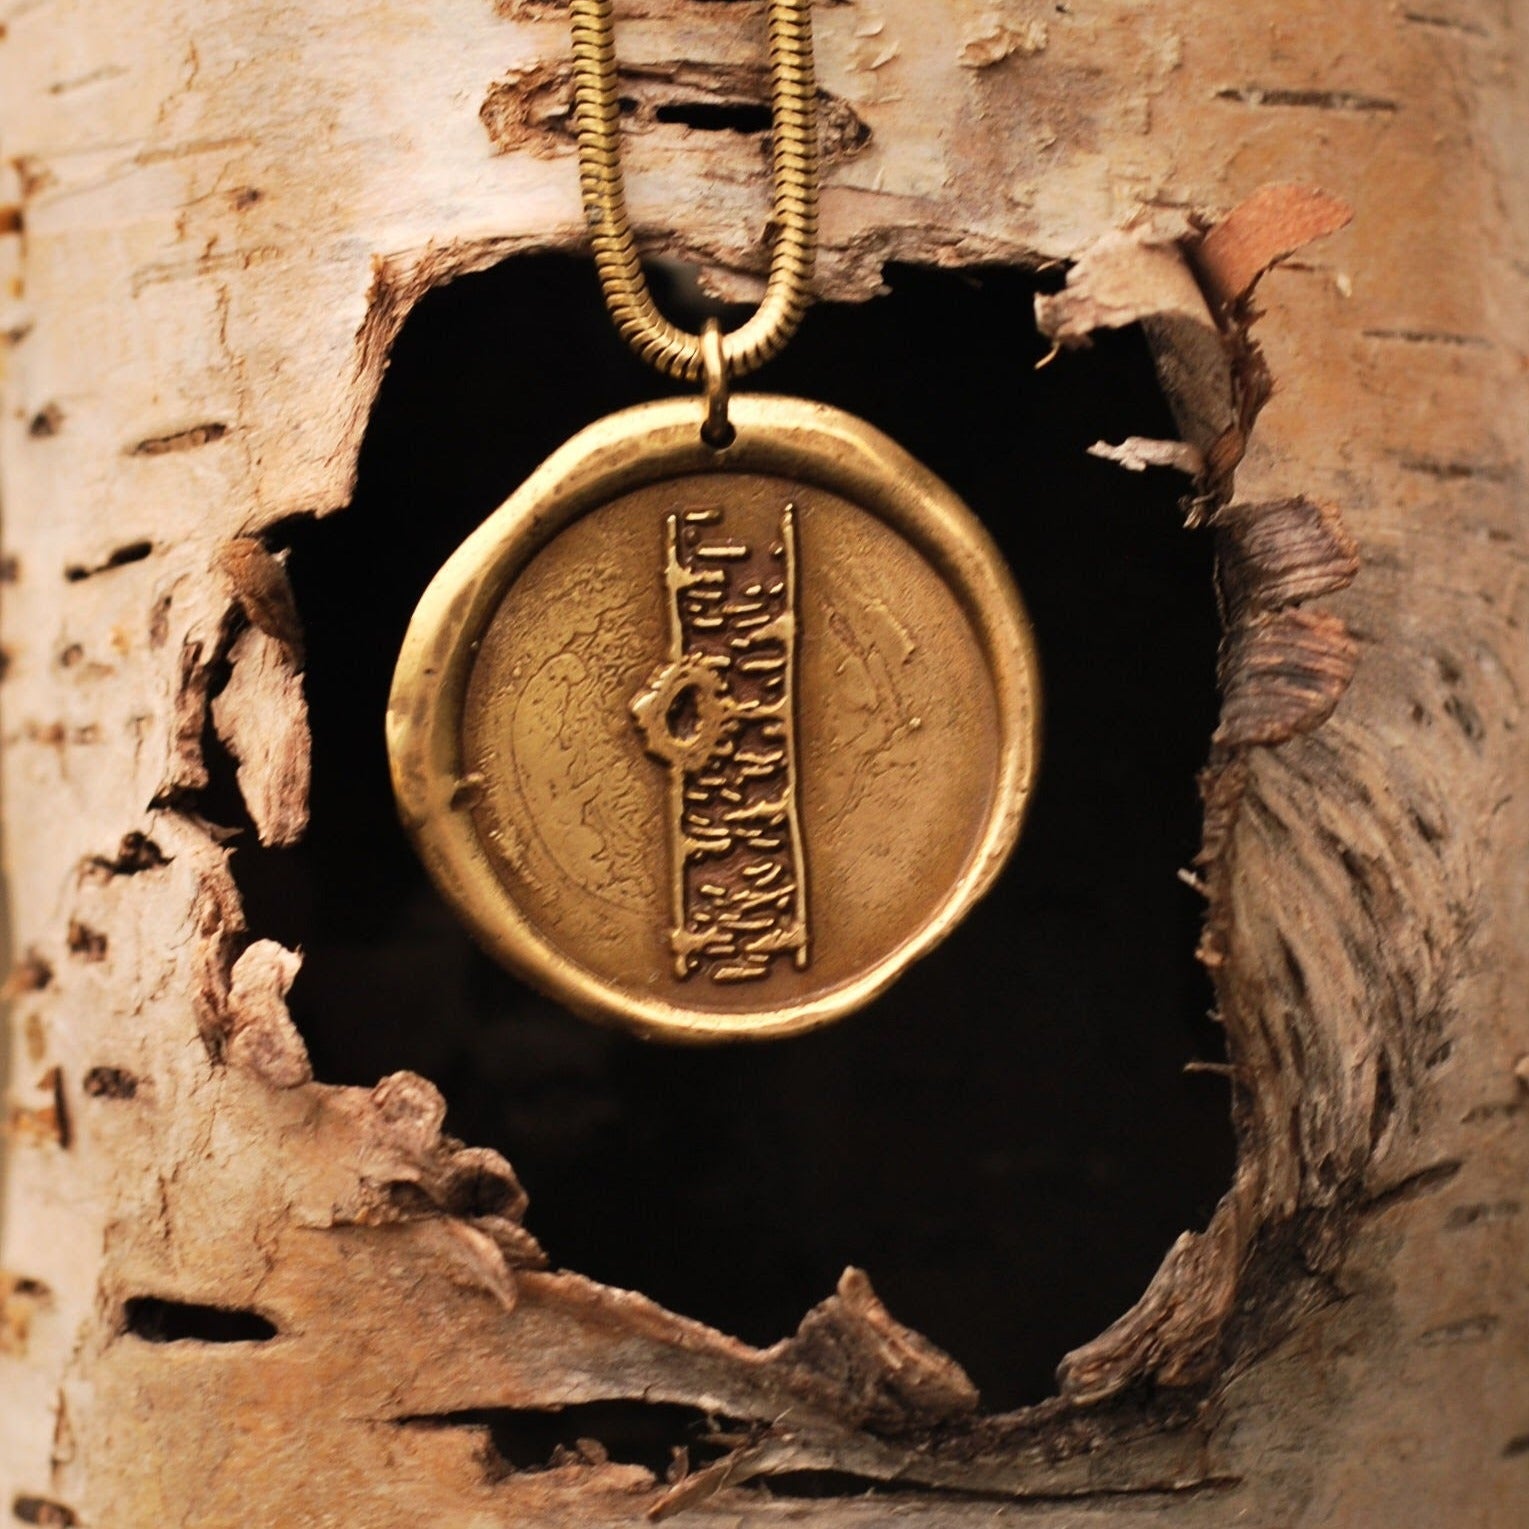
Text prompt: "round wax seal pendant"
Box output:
[[387, 395, 1040, 1042]]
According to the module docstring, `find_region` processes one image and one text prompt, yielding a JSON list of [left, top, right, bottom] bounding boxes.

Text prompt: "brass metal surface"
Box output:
[[569, 0, 818, 383], [387, 396, 1040, 1042]]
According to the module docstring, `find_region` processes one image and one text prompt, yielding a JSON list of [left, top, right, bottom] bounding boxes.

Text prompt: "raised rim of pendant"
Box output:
[[386, 394, 1041, 1043]]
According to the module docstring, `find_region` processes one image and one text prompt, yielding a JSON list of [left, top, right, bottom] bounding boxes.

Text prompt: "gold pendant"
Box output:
[[388, 395, 1039, 1042]]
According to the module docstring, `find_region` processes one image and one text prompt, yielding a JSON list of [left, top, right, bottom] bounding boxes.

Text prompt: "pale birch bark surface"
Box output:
[[1, 0, 1526, 1524]]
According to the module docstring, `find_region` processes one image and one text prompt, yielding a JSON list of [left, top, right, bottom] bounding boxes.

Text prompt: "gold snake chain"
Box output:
[[568, 0, 820, 385]]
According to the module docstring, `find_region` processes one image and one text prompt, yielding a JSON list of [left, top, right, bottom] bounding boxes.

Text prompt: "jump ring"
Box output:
[[700, 318, 734, 448]]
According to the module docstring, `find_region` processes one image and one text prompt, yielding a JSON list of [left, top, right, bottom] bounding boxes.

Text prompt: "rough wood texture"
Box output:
[[2, 0, 1526, 1523]]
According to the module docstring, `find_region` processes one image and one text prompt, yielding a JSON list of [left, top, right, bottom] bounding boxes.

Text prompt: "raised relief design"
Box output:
[[631, 505, 808, 983]]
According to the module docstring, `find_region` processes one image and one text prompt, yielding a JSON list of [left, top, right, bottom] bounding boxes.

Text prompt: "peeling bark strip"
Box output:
[[958, 19, 1049, 69], [1035, 187, 1356, 508], [1213, 497, 1360, 616], [1190, 184, 1353, 312], [216, 537, 304, 661], [1087, 436, 1205, 476], [1057, 1196, 1245, 1404], [1215, 609, 1359, 748], [223, 941, 311, 1088], [1034, 193, 1378, 1408], [157, 635, 216, 801], [3, 0, 1527, 1524], [210, 626, 311, 846], [1209, 498, 1362, 751], [189, 870, 247, 1055], [347, 1073, 544, 1267], [1195, 491, 1362, 950], [775, 1270, 981, 1433], [1035, 225, 1236, 464]]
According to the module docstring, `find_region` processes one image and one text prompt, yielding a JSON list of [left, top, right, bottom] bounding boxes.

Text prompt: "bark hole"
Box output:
[[61, 540, 153, 584], [80, 1066, 138, 1100], [245, 255, 1232, 1410], [10, 1497, 78, 1527], [653, 100, 774, 133], [398, 1401, 729, 1477], [120, 1297, 278, 1344]]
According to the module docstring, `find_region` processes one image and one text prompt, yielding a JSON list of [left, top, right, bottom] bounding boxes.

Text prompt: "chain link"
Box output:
[[569, 0, 819, 385]]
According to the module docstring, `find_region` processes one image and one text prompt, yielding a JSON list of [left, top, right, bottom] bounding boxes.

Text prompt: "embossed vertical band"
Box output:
[[629, 499, 807, 983]]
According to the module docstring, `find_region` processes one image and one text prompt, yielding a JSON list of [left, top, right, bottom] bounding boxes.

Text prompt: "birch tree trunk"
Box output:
[[2, 0, 1526, 1524]]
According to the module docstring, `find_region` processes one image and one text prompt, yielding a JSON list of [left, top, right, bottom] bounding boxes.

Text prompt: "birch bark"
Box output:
[[1, 0, 1525, 1524]]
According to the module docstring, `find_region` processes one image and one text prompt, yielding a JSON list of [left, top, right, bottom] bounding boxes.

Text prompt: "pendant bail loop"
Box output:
[[700, 318, 734, 448]]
